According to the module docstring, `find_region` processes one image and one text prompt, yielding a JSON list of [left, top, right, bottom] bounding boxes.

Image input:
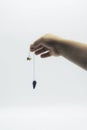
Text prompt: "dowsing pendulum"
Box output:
[[32, 53, 37, 89], [27, 51, 37, 89]]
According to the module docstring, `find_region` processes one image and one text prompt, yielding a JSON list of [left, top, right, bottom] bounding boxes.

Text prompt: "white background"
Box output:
[[0, 0, 87, 129]]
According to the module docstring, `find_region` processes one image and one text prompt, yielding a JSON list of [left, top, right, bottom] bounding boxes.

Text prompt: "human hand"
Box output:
[[30, 34, 63, 58], [29, 33, 87, 70]]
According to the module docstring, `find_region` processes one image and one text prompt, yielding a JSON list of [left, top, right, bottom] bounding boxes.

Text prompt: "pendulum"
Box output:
[[27, 50, 37, 89], [32, 53, 37, 89], [32, 80, 37, 89]]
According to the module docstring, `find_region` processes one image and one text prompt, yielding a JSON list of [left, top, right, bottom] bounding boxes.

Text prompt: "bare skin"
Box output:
[[30, 33, 87, 70]]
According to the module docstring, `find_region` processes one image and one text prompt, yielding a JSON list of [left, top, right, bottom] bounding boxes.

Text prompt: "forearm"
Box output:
[[58, 39, 87, 70]]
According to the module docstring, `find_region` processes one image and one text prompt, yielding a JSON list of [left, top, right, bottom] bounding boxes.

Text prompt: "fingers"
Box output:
[[30, 45, 43, 52], [40, 52, 51, 58], [35, 47, 48, 55], [30, 37, 44, 51]]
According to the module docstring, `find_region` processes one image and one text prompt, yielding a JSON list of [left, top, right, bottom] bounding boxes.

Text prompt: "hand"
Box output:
[[29, 33, 87, 70], [30, 33, 63, 58]]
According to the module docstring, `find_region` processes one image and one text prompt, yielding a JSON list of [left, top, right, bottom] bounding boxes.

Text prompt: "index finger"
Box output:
[[30, 37, 44, 50]]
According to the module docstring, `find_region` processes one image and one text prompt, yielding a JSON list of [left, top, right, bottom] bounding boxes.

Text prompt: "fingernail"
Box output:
[[30, 48, 34, 52], [30, 46, 34, 49], [30, 48, 34, 50]]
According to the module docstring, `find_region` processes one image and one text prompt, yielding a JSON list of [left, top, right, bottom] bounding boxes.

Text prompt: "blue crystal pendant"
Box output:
[[32, 80, 37, 89]]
